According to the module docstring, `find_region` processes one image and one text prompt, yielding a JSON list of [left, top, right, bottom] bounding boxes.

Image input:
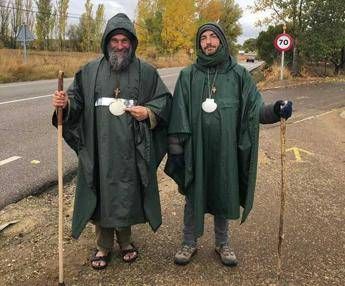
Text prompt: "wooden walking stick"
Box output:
[[277, 117, 287, 281], [57, 71, 65, 286]]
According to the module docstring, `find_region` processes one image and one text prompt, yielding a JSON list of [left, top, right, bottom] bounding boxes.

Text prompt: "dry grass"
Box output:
[[0, 48, 192, 83], [0, 49, 101, 83], [139, 48, 193, 68], [256, 63, 345, 90], [263, 63, 294, 81]]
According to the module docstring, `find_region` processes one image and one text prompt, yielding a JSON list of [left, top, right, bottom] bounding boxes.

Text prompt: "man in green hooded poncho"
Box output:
[[164, 23, 292, 266], [52, 13, 171, 270]]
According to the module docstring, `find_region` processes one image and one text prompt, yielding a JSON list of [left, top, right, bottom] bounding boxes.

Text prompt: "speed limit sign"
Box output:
[[274, 33, 294, 52]]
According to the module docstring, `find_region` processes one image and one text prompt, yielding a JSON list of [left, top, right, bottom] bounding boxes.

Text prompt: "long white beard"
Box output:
[[108, 45, 132, 71]]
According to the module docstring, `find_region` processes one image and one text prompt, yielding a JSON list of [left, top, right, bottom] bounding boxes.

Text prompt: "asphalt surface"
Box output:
[[0, 62, 263, 210]]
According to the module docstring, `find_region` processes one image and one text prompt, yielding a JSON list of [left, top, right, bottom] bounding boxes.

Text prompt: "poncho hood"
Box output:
[[195, 22, 233, 68], [101, 13, 138, 60]]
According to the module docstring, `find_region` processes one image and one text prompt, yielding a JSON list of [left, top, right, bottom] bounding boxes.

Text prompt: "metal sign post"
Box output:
[[23, 29, 27, 64], [281, 50, 285, 81], [16, 24, 35, 64], [274, 25, 294, 80]]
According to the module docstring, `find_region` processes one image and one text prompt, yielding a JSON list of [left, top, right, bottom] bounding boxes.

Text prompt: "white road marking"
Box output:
[[0, 74, 179, 105], [0, 74, 178, 106], [292, 115, 315, 124], [292, 109, 342, 125], [0, 82, 46, 88], [0, 78, 73, 89], [0, 156, 22, 166], [0, 94, 52, 105], [0, 69, 179, 88]]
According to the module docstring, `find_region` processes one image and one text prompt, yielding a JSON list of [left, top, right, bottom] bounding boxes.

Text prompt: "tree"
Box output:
[[219, 0, 242, 55], [10, 0, 24, 48], [302, 0, 345, 74], [56, 0, 69, 50], [145, 10, 163, 50], [35, 0, 53, 50], [135, 0, 242, 55], [93, 4, 105, 52], [0, 0, 11, 47], [136, 0, 163, 52], [24, 0, 35, 30], [196, 0, 222, 24], [66, 23, 81, 51], [252, 0, 308, 75], [136, 0, 153, 49], [242, 38, 257, 53], [161, 0, 196, 53], [256, 25, 284, 65], [48, 5, 57, 49], [79, 0, 94, 52]]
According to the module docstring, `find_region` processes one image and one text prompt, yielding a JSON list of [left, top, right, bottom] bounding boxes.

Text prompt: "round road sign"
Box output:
[[274, 33, 294, 52]]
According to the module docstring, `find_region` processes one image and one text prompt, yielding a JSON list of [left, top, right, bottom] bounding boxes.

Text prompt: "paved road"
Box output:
[[0, 62, 263, 209]]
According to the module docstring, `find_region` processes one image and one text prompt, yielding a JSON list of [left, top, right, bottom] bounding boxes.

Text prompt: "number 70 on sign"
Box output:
[[274, 33, 294, 52]]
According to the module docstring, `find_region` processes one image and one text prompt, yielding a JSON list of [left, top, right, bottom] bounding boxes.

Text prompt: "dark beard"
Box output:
[[108, 45, 132, 71]]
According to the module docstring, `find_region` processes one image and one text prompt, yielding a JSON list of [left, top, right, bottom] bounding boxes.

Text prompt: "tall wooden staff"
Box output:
[[57, 71, 65, 286], [277, 118, 287, 280]]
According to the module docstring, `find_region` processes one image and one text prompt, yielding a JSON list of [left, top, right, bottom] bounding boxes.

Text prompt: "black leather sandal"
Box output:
[[90, 249, 111, 270], [121, 243, 138, 263]]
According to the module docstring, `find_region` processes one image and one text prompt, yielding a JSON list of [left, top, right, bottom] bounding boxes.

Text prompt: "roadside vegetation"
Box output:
[[0, 48, 192, 83], [0, 0, 241, 83], [254, 64, 345, 91], [0, 0, 344, 84], [0, 49, 98, 82], [252, 0, 345, 76]]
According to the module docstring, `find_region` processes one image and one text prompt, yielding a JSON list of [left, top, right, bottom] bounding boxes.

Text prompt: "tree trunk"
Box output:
[[341, 47, 345, 70], [291, 37, 300, 76]]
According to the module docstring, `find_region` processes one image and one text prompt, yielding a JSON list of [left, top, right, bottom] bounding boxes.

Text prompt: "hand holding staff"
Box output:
[[57, 71, 65, 286]]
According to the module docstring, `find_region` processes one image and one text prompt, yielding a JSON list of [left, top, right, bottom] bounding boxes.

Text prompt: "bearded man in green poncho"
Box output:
[[164, 23, 293, 266], [52, 13, 171, 270]]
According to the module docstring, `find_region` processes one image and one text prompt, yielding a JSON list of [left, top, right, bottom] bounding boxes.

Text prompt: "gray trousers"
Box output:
[[183, 197, 229, 247], [95, 225, 132, 252]]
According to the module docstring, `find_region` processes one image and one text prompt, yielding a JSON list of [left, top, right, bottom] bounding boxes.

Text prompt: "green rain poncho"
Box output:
[[165, 23, 276, 237], [53, 13, 171, 239]]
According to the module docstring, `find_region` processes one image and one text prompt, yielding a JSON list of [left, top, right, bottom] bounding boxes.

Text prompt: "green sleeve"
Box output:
[[168, 71, 191, 138]]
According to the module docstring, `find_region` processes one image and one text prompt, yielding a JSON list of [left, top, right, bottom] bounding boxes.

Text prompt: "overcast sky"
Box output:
[[68, 0, 266, 44]]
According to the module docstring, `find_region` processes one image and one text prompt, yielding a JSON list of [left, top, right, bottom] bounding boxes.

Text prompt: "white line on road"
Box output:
[[292, 109, 342, 125], [0, 82, 40, 88], [0, 78, 74, 89], [0, 74, 178, 106], [0, 70, 179, 89], [0, 156, 22, 167], [0, 82, 46, 88], [0, 94, 52, 105]]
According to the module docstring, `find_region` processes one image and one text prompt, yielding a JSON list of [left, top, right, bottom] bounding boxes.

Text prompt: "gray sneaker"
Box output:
[[215, 244, 238, 267], [174, 244, 197, 265]]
